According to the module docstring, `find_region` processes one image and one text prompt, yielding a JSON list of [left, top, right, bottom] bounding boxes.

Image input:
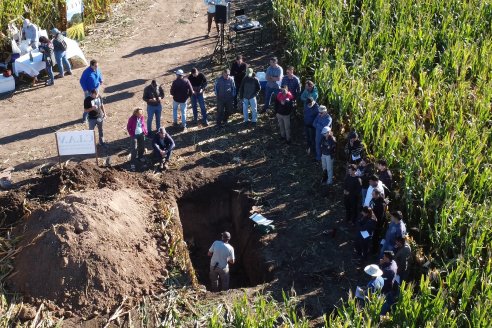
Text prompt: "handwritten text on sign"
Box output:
[[56, 130, 96, 156]]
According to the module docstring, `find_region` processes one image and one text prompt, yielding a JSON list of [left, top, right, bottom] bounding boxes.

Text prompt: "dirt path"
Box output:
[[1, 0, 217, 174]]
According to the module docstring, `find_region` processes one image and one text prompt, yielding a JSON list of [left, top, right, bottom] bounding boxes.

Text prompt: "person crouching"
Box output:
[[152, 127, 175, 170]]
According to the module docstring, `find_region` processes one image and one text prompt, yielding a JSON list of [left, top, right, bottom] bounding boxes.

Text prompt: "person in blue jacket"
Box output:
[[303, 97, 319, 156], [312, 105, 332, 161], [80, 59, 104, 123], [152, 127, 175, 170]]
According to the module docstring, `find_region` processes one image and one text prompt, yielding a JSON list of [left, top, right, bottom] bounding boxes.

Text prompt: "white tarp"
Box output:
[[14, 35, 88, 77]]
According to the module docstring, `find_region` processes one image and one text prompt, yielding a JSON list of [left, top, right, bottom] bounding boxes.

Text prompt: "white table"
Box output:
[[13, 37, 88, 77]]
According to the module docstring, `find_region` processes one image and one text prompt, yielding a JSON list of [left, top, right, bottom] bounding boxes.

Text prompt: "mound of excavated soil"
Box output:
[[7, 187, 165, 315]]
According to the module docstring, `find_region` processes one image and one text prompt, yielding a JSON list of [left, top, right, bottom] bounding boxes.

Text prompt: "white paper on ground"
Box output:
[[249, 213, 273, 226], [360, 231, 370, 239]]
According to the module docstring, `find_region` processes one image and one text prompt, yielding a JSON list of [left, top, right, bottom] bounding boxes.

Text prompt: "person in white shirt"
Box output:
[[208, 231, 235, 291], [363, 175, 384, 207]]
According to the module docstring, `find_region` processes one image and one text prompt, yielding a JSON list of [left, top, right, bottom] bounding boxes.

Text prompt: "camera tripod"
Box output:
[[211, 23, 228, 64]]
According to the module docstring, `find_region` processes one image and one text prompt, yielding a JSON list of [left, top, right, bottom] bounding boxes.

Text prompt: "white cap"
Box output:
[[318, 105, 327, 113], [321, 126, 331, 135], [364, 264, 383, 277], [175, 69, 184, 76]]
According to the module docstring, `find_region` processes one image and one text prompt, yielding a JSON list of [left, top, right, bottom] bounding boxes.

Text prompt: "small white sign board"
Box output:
[[56, 130, 96, 156]]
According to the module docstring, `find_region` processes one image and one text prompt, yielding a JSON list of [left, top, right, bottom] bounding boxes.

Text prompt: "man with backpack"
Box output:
[[50, 28, 72, 78]]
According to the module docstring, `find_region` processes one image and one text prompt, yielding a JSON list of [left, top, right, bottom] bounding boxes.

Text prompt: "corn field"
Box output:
[[273, 0, 492, 326], [0, 0, 116, 34]]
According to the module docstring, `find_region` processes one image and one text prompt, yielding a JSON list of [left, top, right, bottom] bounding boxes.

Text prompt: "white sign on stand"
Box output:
[[55, 130, 98, 166]]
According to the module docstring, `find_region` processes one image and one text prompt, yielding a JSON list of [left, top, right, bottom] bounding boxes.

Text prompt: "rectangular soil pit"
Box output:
[[177, 180, 272, 290]]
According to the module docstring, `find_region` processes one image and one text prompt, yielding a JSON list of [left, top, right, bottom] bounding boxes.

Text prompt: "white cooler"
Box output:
[[0, 75, 15, 94]]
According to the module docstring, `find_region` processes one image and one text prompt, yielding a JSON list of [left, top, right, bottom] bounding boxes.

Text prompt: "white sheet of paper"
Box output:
[[355, 286, 365, 299], [249, 213, 273, 226], [360, 231, 370, 239]]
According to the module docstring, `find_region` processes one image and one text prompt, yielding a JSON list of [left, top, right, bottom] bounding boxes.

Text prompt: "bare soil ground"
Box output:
[[0, 0, 366, 325]]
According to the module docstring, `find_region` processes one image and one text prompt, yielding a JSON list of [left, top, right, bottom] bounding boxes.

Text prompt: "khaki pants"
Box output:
[[276, 113, 291, 141], [210, 266, 230, 291]]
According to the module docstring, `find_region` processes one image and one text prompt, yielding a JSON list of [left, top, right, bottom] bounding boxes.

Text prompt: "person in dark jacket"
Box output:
[[230, 55, 247, 110], [274, 85, 295, 143], [50, 28, 72, 78], [152, 127, 175, 170], [356, 158, 374, 206], [188, 68, 208, 125], [377, 159, 393, 192], [379, 250, 399, 315], [355, 206, 378, 260], [214, 69, 236, 128], [239, 68, 261, 124], [84, 89, 106, 145], [370, 188, 386, 254], [345, 131, 366, 164], [320, 126, 336, 185], [303, 97, 318, 156], [394, 236, 412, 282], [381, 211, 407, 256], [38, 36, 55, 86], [344, 164, 362, 224], [143, 80, 165, 134], [170, 69, 193, 130]]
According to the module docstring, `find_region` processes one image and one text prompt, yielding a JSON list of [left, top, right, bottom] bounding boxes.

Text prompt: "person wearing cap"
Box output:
[[152, 127, 175, 170], [143, 80, 165, 134], [320, 126, 336, 185], [239, 67, 261, 124], [84, 89, 106, 145], [188, 68, 209, 126], [380, 211, 407, 256], [363, 175, 384, 207], [262, 57, 283, 113], [208, 231, 235, 292], [280, 66, 301, 100], [170, 69, 194, 130], [274, 85, 295, 143], [80, 59, 104, 123], [300, 80, 318, 105], [345, 131, 365, 164], [303, 97, 319, 156], [344, 164, 362, 224], [312, 105, 332, 161], [363, 264, 384, 294], [50, 28, 72, 78], [22, 19, 39, 49], [230, 55, 248, 110], [214, 69, 236, 128]]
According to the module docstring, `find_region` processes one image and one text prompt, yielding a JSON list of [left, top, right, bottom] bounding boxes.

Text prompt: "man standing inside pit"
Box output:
[[208, 231, 235, 292]]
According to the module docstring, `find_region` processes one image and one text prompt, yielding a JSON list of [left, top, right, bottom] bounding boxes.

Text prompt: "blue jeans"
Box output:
[[147, 103, 162, 133], [191, 93, 207, 123], [88, 118, 104, 144], [173, 101, 188, 127], [315, 129, 323, 161], [54, 50, 72, 76], [263, 86, 280, 110], [243, 97, 258, 122], [45, 64, 54, 84], [304, 125, 316, 154]]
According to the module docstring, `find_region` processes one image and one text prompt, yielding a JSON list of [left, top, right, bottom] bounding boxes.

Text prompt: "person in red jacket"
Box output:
[[127, 108, 148, 165], [275, 85, 295, 144]]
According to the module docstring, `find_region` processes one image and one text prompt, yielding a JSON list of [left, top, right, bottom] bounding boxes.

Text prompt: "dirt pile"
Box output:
[[7, 187, 166, 316]]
